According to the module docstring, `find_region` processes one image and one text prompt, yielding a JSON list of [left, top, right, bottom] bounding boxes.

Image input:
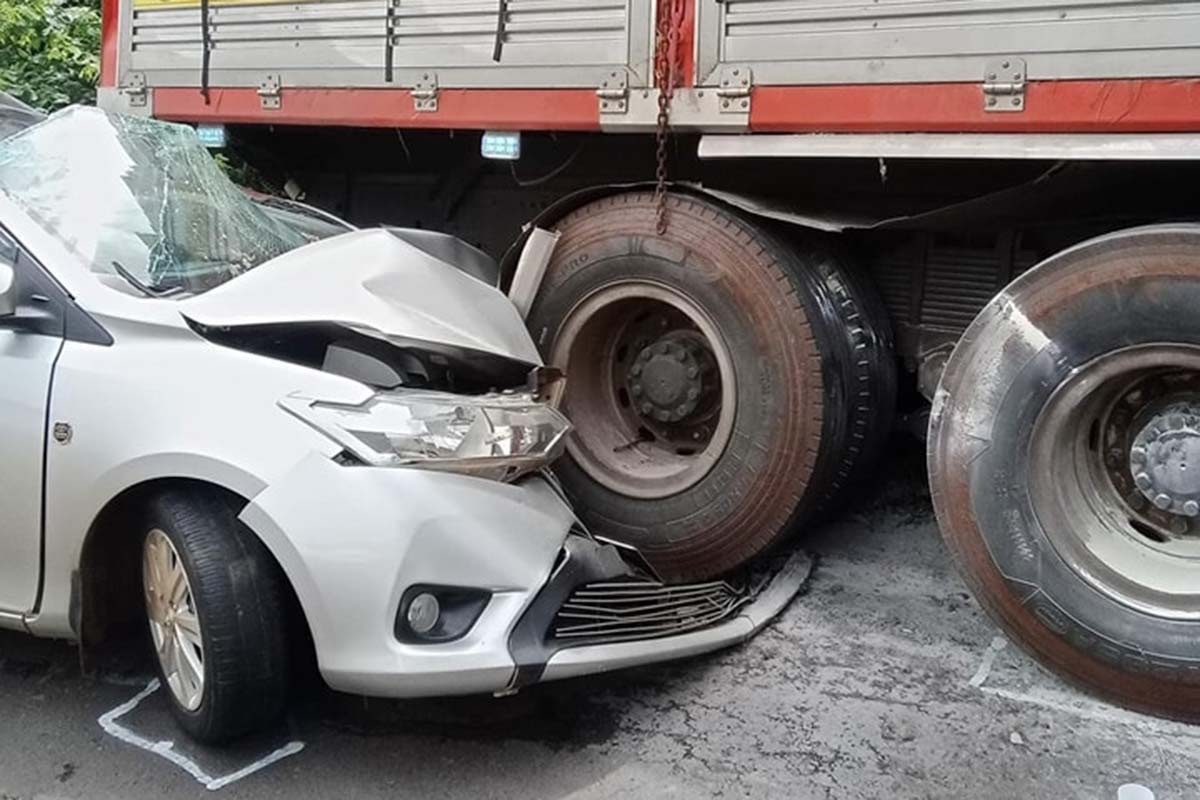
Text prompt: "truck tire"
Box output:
[[795, 237, 897, 518], [930, 225, 1200, 720], [140, 489, 290, 742], [527, 191, 866, 579]]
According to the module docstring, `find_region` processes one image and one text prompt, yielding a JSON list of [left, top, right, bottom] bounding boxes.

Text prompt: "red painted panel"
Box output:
[[678, 0, 696, 88], [148, 80, 1200, 134], [100, 0, 119, 88], [751, 79, 1200, 133], [152, 87, 601, 131]]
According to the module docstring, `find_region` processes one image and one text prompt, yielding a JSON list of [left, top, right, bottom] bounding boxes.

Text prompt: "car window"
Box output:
[[0, 227, 16, 268], [0, 106, 311, 297]]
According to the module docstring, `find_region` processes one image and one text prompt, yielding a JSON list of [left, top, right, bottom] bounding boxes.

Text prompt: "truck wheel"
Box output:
[[140, 490, 289, 742], [930, 225, 1200, 719], [528, 192, 855, 579]]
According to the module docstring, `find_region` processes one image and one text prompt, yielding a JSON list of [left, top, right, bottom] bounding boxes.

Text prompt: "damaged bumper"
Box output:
[[239, 452, 808, 700]]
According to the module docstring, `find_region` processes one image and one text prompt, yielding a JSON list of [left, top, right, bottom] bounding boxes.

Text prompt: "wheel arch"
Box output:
[[76, 476, 317, 677], [497, 182, 850, 291]]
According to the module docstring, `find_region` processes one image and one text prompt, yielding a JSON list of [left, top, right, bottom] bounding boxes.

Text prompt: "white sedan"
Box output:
[[0, 105, 806, 743]]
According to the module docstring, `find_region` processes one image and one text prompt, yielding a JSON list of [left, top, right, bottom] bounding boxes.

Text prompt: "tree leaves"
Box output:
[[0, 0, 101, 111]]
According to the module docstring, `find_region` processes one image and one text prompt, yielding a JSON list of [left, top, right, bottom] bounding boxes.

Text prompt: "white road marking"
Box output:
[[97, 679, 305, 791], [968, 636, 1007, 687], [967, 639, 1200, 760]]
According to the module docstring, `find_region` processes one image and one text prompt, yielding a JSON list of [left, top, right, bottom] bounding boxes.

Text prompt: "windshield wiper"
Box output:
[[111, 261, 184, 298]]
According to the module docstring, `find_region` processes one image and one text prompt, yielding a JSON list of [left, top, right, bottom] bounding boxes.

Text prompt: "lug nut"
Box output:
[[1135, 472, 1153, 491], [687, 388, 699, 400], [687, 366, 699, 379], [1130, 446, 1147, 464], [1171, 517, 1190, 536], [1154, 493, 1173, 510], [631, 383, 643, 396], [641, 402, 653, 414], [630, 364, 643, 377], [1185, 500, 1200, 518]]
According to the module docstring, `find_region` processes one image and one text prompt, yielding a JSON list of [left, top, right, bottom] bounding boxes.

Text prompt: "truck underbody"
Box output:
[[99, 0, 1200, 722]]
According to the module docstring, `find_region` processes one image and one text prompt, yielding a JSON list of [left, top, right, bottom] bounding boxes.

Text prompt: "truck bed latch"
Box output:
[[412, 72, 439, 112], [715, 65, 752, 115], [597, 70, 629, 115], [983, 58, 1026, 113], [122, 72, 148, 108], [257, 74, 282, 111]]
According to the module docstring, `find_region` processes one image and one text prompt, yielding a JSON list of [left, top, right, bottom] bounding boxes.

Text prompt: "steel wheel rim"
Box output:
[[143, 528, 205, 711], [1029, 344, 1200, 620], [551, 280, 737, 499]]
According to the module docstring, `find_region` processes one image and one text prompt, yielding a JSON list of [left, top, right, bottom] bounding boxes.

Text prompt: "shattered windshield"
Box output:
[[0, 106, 311, 296]]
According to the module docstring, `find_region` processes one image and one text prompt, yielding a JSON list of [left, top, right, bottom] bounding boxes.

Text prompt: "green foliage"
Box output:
[[0, 0, 102, 111]]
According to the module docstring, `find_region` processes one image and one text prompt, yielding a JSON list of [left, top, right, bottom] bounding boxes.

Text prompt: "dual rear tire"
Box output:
[[527, 192, 894, 580]]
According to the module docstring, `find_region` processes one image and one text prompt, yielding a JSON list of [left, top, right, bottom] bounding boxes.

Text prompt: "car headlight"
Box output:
[[279, 390, 571, 481]]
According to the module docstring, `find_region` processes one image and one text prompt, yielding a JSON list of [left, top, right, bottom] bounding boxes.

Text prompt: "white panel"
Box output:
[[697, 0, 1200, 85], [123, 0, 654, 89]]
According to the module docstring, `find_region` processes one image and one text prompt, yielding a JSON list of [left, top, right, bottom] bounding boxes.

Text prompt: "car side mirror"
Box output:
[[0, 262, 15, 318]]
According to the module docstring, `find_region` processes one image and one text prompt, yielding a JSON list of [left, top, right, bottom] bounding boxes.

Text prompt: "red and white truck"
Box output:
[[100, 0, 1200, 720]]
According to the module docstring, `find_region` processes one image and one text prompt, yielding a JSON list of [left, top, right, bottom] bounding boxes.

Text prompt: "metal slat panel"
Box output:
[[696, 0, 1200, 85], [124, 0, 652, 89], [390, 0, 628, 69]]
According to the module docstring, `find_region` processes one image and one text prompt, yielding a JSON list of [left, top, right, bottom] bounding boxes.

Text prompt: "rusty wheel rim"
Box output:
[[1029, 344, 1200, 620], [551, 280, 736, 499]]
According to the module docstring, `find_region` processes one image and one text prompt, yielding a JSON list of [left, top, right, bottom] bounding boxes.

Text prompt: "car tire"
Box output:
[[930, 225, 1200, 720], [140, 489, 290, 743], [528, 191, 868, 580]]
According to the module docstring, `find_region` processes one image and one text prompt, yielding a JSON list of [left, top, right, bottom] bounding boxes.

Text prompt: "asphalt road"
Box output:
[[1, 443, 1196, 800]]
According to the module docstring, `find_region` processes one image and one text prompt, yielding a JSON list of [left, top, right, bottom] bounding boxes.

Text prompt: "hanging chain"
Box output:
[[653, 0, 684, 235]]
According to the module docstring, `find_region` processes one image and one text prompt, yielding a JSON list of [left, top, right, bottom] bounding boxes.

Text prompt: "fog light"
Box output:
[[406, 592, 441, 635], [396, 585, 492, 643]]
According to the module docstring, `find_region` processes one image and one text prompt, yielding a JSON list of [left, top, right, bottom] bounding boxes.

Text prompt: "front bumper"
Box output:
[[240, 452, 810, 699]]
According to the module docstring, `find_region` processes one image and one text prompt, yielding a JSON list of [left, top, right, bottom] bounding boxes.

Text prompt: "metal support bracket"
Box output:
[[597, 69, 629, 116], [257, 74, 282, 110], [983, 58, 1026, 113], [122, 72, 148, 108], [412, 71, 439, 112], [715, 65, 752, 115]]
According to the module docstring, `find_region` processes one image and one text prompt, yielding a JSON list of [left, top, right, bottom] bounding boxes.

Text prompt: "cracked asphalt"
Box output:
[[1, 442, 1197, 799]]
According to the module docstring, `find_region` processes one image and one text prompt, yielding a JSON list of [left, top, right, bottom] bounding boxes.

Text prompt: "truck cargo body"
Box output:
[[102, 0, 1200, 133], [97, 0, 1200, 724]]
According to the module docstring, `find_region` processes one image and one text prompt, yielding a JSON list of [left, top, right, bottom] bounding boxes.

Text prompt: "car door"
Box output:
[[0, 226, 65, 614]]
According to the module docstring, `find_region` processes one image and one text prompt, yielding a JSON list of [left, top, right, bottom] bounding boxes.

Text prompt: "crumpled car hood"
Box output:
[[179, 229, 541, 365]]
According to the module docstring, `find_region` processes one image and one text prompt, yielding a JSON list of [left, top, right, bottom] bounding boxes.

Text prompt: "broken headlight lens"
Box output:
[[280, 390, 571, 481]]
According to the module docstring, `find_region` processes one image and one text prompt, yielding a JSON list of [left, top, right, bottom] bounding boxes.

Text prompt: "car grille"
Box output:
[[551, 578, 749, 645]]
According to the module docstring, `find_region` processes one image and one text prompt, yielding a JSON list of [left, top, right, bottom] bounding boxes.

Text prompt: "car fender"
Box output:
[[29, 326, 363, 637]]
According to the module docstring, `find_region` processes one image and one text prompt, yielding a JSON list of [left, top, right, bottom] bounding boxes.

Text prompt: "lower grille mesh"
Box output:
[[552, 579, 749, 645]]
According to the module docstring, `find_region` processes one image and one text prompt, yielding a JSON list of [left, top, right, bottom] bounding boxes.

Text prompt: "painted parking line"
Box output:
[[97, 679, 305, 791]]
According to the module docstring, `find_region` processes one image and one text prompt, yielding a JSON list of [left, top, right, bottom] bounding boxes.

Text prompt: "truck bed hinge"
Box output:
[[412, 71, 439, 112], [257, 74, 282, 110], [121, 72, 148, 108], [597, 69, 629, 115], [983, 58, 1026, 112], [715, 65, 751, 114]]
